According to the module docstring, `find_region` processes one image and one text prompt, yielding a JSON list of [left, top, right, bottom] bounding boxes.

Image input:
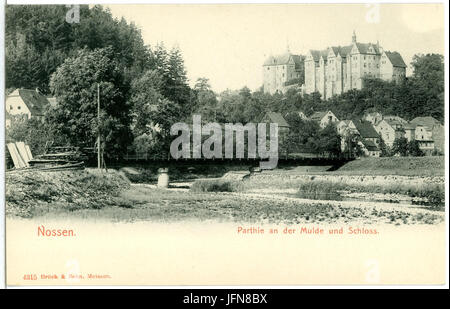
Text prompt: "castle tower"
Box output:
[[352, 30, 357, 43]]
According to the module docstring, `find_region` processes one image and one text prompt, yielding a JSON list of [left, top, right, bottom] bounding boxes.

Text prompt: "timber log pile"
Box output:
[[7, 144, 87, 172]]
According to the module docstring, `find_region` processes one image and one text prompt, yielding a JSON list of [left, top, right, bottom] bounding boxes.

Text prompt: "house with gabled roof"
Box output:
[[303, 31, 406, 99], [262, 112, 290, 129], [5, 89, 50, 121], [337, 119, 356, 136], [374, 116, 406, 147], [353, 119, 381, 157], [410, 116, 444, 154], [360, 139, 381, 157], [353, 119, 380, 142], [338, 118, 381, 157], [380, 51, 407, 83], [310, 110, 339, 128], [371, 115, 441, 155], [410, 116, 441, 128]]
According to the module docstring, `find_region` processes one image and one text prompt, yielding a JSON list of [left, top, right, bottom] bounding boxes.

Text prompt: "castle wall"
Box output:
[[304, 60, 316, 93], [263, 65, 277, 94], [301, 36, 406, 99]]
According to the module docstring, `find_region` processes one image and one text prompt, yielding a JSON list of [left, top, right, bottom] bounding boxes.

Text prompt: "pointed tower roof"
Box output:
[[352, 30, 357, 43]]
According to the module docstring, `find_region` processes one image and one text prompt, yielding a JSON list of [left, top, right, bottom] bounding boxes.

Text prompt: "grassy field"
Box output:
[[240, 177, 444, 206], [333, 156, 445, 176]]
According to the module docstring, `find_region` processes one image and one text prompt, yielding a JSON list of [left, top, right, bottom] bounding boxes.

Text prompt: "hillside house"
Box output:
[[410, 116, 444, 154], [374, 117, 406, 147], [403, 123, 416, 141], [338, 119, 381, 157], [310, 110, 339, 128], [383, 115, 408, 124], [5, 89, 50, 121], [336, 120, 357, 136], [363, 111, 383, 125], [353, 119, 381, 157], [353, 119, 380, 143], [361, 139, 381, 157]]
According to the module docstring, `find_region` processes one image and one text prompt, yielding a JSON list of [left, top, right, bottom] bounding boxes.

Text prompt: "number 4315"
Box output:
[[23, 274, 37, 280]]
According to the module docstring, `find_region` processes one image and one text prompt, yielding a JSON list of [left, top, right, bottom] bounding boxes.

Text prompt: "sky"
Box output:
[[106, 3, 445, 93]]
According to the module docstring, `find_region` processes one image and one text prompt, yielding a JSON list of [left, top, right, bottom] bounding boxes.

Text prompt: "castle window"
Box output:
[[267, 67, 270, 70]]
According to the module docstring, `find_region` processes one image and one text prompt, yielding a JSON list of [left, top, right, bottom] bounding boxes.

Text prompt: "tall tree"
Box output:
[[392, 137, 409, 156], [407, 140, 424, 157], [193, 78, 218, 122], [284, 113, 320, 153], [49, 47, 132, 156], [128, 69, 165, 137], [315, 124, 341, 158]]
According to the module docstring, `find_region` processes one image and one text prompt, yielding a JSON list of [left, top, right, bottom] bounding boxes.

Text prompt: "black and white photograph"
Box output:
[[1, 1, 448, 288]]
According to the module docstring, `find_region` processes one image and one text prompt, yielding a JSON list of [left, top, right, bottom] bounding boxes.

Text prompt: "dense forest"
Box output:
[[6, 5, 195, 156], [5, 5, 445, 159]]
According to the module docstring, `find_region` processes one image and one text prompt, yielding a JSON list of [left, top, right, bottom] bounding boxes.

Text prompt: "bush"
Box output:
[[190, 179, 242, 192], [407, 140, 424, 156], [293, 179, 444, 207], [296, 181, 343, 200]]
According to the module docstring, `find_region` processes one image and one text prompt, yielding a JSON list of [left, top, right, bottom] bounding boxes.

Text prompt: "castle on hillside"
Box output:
[[262, 52, 304, 95], [263, 32, 407, 98]]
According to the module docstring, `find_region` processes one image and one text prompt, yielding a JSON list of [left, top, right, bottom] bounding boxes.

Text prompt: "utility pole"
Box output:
[[97, 83, 101, 170]]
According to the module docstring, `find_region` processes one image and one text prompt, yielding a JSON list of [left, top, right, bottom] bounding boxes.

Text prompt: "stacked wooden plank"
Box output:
[[7, 143, 86, 171], [7, 142, 33, 168], [28, 147, 87, 168]]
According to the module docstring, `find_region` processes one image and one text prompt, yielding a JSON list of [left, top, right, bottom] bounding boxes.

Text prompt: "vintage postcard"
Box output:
[[2, 1, 448, 288]]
